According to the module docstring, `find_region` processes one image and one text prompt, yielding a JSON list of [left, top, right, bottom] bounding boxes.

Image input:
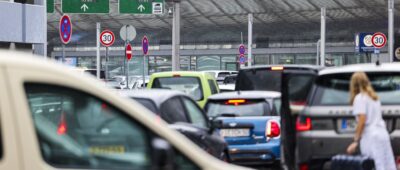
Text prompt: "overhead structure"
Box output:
[[46, 0, 400, 47]]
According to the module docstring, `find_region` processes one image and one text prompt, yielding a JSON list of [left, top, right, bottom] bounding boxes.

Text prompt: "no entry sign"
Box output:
[[59, 15, 72, 44], [100, 30, 115, 47], [372, 32, 387, 48], [126, 43, 132, 60]]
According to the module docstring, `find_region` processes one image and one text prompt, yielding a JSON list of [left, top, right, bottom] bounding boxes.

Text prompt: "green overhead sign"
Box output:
[[62, 0, 109, 14], [119, 0, 164, 14], [47, 0, 54, 13]]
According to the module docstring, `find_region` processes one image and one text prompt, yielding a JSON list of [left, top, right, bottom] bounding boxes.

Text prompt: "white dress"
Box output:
[[353, 93, 397, 170]]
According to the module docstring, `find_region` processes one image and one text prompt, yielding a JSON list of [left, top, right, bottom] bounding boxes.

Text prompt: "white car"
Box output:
[[0, 51, 251, 170], [203, 70, 238, 84]]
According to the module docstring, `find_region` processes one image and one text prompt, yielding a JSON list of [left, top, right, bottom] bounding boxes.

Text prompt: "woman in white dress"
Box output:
[[346, 72, 396, 170]]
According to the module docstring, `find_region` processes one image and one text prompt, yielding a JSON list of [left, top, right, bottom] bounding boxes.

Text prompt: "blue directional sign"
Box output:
[[142, 36, 149, 55], [355, 33, 374, 53]]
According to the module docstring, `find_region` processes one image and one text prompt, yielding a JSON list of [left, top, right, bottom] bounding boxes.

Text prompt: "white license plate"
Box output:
[[338, 118, 357, 132], [220, 129, 250, 137]]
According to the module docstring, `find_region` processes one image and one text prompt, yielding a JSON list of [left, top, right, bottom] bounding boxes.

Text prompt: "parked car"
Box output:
[[148, 71, 219, 107], [204, 70, 238, 84], [0, 51, 251, 170], [218, 75, 237, 93], [290, 63, 400, 170], [205, 91, 281, 166], [119, 89, 228, 160]]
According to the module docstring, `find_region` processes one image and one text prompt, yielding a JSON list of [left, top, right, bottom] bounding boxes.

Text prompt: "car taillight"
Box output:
[[299, 163, 309, 170], [271, 66, 284, 71], [296, 117, 312, 131], [225, 99, 246, 106], [57, 113, 67, 135], [266, 121, 280, 138]]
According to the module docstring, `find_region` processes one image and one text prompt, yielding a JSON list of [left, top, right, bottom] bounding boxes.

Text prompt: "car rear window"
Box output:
[[217, 72, 230, 78], [236, 68, 282, 91], [152, 77, 203, 101], [313, 72, 400, 105], [132, 98, 158, 113], [205, 99, 271, 117]]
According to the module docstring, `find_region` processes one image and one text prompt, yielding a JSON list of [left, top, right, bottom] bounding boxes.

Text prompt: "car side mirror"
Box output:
[[152, 137, 175, 169], [209, 118, 223, 133]]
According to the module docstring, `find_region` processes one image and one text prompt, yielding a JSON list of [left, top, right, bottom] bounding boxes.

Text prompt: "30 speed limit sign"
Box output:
[[100, 30, 115, 47], [371, 32, 387, 48]]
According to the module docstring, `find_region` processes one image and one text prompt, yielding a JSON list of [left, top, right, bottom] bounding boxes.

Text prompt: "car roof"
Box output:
[[203, 70, 237, 73], [118, 89, 186, 107], [151, 71, 212, 78], [240, 64, 323, 71], [319, 63, 400, 75], [207, 91, 281, 100]]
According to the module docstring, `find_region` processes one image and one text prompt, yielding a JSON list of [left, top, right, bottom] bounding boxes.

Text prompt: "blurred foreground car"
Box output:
[[205, 91, 281, 166], [0, 51, 251, 170], [148, 71, 219, 107], [293, 63, 400, 170], [119, 89, 228, 160]]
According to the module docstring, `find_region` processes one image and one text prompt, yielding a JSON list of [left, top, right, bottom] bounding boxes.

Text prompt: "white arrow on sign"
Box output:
[[138, 4, 145, 12], [81, 4, 89, 12]]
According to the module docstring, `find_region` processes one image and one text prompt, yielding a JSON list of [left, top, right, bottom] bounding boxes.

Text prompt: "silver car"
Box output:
[[295, 63, 400, 169]]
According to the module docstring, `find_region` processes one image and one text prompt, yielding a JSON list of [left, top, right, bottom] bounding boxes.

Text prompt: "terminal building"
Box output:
[[1, 0, 399, 77]]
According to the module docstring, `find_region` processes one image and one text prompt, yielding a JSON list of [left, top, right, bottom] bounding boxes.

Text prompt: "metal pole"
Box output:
[[316, 39, 320, 65], [96, 22, 101, 79], [320, 7, 326, 66], [126, 44, 129, 89], [105, 47, 109, 81], [62, 44, 65, 63], [241, 32, 243, 44], [143, 55, 146, 88], [248, 13, 253, 67], [389, 0, 394, 63], [172, 1, 181, 71]]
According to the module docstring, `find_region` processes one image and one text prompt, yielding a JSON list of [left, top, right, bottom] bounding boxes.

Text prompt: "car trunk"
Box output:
[[217, 116, 280, 145]]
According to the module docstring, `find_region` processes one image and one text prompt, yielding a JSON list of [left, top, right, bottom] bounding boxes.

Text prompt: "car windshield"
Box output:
[[133, 98, 158, 113], [313, 72, 400, 105], [152, 77, 203, 101], [206, 100, 271, 117]]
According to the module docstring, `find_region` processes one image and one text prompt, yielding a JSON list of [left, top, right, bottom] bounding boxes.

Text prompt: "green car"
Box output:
[[148, 71, 219, 108]]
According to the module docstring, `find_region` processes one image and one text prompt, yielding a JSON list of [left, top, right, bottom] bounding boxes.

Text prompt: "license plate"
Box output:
[[338, 118, 357, 132], [220, 129, 250, 137], [89, 145, 125, 154]]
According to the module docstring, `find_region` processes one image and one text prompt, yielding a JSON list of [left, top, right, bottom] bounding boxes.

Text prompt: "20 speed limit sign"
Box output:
[[100, 30, 115, 47], [371, 32, 387, 48]]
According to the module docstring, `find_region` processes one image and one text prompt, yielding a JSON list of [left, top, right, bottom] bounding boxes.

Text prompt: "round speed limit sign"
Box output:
[[100, 30, 115, 47], [371, 32, 387, 48]]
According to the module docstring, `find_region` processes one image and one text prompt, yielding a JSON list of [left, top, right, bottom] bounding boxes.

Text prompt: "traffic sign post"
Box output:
[[62, 0, 109, 14], [100, 30, 115, 81], [59, 15, 72, 64], [119, 0, 164, 14], [125, 43, 132, 89], [142, 36, 149, 88], [372, 32, 387, 49]]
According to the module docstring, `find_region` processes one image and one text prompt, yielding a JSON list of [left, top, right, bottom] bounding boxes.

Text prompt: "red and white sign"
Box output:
[[126, 43, 132, 60], [100, 30, 115, 47], [59, 15, 72, 44], [372, 32, 387, 48]]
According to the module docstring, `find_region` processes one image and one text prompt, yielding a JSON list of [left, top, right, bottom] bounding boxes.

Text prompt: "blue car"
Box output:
[[205, 91, 281, 166]]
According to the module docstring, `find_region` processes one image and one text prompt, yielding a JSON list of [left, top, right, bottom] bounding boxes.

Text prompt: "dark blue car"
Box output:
[[205, 91, 281, 166]]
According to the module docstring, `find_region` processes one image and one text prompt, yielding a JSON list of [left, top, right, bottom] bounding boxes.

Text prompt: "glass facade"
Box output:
[[58, 51, 373, 78]]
